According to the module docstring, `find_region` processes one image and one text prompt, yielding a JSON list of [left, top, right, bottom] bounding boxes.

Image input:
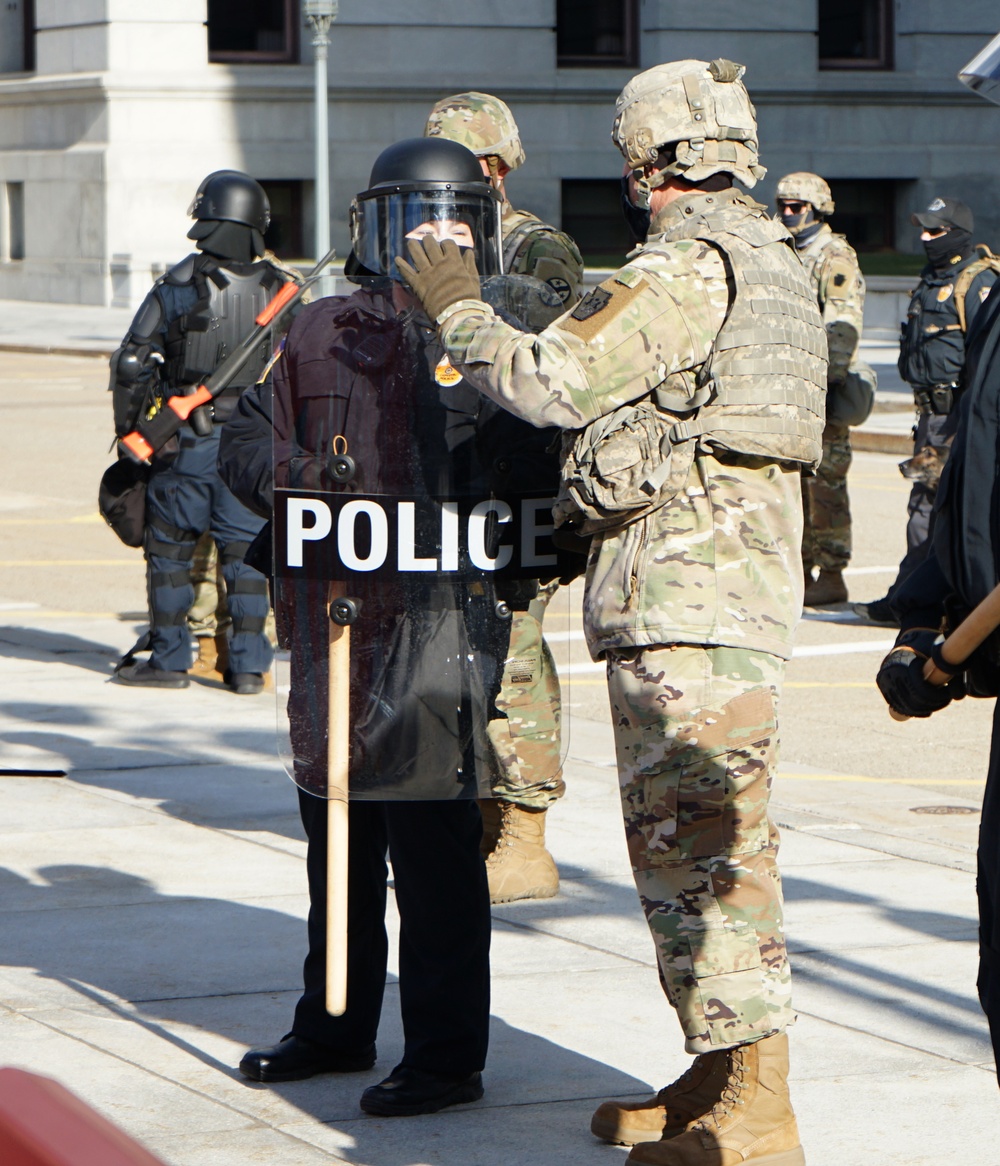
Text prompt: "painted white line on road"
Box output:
[[0, 601, 40, 610], [792, 639, 895, 658], [843, 565, 900, 576]]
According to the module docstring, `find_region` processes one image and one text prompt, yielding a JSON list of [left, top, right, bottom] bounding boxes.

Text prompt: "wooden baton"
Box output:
[[326, 582, 351, 1016]]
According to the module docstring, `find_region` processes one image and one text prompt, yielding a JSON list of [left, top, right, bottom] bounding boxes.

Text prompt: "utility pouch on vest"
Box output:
[[827, 359, 877, 427], [554, 398, 695, 535]]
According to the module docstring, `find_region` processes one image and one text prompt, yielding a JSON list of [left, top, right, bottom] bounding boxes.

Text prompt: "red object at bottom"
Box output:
[[0, 1068, 165, 1166]]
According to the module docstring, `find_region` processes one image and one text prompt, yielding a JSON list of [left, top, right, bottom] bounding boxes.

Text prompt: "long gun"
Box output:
[[119, 247, 337, 464]]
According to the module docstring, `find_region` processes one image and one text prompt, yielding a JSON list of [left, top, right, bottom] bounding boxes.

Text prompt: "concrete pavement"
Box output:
[[2, 350, 998, 1165]]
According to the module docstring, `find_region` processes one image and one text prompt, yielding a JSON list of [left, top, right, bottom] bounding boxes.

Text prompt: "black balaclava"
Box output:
[[924, 228, 973, 275], [186, 219, 265, 264], [620, 174, 651, 242]]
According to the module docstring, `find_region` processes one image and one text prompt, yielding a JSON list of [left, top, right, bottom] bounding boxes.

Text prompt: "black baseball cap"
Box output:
[[911, 196, 974, 232]]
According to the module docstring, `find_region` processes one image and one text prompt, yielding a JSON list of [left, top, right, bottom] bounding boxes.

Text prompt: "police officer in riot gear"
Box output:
[[221, 138, 507, 1115], [110, 169, 282, 692], [856, 196, 999, 625]]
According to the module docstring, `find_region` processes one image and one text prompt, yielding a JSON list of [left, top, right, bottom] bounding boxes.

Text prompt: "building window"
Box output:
[[561, 179, 633, 267], [819, 0, 893, 70], [827, 179, 897, 251], [2, 183, 26, 262], [260, 180, 305, 259], [557, 0, 638, 67], [208, 0, 298, 63], [23, 0, 34, 72]]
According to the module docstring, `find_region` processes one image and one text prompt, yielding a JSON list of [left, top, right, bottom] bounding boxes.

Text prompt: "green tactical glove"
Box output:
[[396, 237, 481, 322]]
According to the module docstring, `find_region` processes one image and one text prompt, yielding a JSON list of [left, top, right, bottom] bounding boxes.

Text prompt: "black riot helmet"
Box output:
[[187, 170, 270, 233], [350, 137, 503, 283]]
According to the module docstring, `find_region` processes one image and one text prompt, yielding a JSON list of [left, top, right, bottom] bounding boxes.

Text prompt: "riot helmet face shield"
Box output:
[[959, 31, 1000, 105], [350, 184, 503, 284]]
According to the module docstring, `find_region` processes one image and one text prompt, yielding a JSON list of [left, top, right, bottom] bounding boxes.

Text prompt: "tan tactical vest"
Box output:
[[648, 194, 827, 468]]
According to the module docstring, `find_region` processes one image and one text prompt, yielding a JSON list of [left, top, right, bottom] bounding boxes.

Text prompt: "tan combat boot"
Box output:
[[591, 1050, 732, 1146], [480, 800, 558, 903], [190, 634, 228, 679], [625, 1033, 804, 1166], [803, 567, 847, 607]]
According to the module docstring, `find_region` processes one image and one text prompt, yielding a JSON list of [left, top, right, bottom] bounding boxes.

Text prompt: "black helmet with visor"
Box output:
[[350, 137, 502, 283]]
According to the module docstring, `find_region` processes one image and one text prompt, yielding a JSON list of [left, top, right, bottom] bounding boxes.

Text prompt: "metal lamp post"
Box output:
[[304, 0, 338, 297]]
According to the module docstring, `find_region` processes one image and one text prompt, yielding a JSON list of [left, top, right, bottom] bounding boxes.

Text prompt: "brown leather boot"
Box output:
[[482, 801, 558, 903], [190, 635, 224, 679], [625, 1033, 804, 1166], [803, 567, 847, 606], [591, 1050, 731, 1146]]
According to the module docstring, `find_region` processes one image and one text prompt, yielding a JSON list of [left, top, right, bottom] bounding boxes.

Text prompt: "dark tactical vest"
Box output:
[[897, 255, 982, 392], [647, 192, 827, 468], [161, 253, 284, 418]]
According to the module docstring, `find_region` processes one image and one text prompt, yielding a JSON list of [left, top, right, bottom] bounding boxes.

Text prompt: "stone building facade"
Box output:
[[0, 0, 997, 306]]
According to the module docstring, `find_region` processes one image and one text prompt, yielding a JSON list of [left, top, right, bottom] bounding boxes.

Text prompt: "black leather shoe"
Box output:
[[113, 660, 189, 688], [239, 1035, 376, 1082], [360, 1065, 483, 1116], [224, 669, 265, 695]]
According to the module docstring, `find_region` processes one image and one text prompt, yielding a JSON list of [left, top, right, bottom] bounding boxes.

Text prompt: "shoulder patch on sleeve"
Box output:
[[560, 276, 649, 342], [823, 256, 856, 301]]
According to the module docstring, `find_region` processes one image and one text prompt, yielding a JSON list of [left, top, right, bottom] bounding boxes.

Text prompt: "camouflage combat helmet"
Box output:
[[612, 59, 765, 199], [424, 91, 526, 173], [775, 172, 834, 216]]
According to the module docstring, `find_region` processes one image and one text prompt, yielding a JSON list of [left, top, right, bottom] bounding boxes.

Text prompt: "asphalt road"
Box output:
[[0, 348, 991, 807]]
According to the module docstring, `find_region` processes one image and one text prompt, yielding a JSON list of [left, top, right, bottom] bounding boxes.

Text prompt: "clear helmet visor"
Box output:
[[959, 31, 1000, 105], [350, 185, 503, 283]]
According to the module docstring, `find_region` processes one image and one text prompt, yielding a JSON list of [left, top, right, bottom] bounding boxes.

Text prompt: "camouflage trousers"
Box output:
[[188, 531, 277, 647], [487, 584, 566, 810], [801, 421, 852, 572], [188, 532, 230, 637], [606, 643, 793, 1054]]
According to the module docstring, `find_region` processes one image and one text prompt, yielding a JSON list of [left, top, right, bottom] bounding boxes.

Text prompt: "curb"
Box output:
[[852, 430, 912, 455], [0, 342, 113, 359]]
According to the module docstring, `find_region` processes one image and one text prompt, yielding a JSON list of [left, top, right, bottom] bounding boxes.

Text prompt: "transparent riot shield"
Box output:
[[270, 309, 576, 805]]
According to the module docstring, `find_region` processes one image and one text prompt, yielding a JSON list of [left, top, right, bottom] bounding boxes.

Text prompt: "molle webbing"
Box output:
[[686, 232, 826, 466]]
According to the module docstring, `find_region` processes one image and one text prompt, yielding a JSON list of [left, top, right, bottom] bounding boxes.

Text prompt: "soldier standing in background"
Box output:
[[855, 197, 999, 625], [776, 173, 866, 607], [400, 58, 825, 1165], [423, 92, 586, 903]]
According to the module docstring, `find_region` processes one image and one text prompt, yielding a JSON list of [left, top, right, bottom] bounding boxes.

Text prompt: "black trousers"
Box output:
[[291, 790, 491, 1076], [979, 701, 1000, 1086]]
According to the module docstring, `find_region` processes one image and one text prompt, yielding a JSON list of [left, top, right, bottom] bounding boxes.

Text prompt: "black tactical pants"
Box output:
[[144, 426, 271, 675], [979, 702, 1000, 1086], [292, 790, 491, 1076]]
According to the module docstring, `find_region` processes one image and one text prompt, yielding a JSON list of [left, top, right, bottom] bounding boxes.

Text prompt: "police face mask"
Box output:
[[923, 227, 972, 272], [620, 174, 651, 242]]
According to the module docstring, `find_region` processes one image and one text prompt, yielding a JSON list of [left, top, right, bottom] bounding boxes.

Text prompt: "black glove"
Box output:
[[876, 644, 957, 719], [396, 237, 481, 322]]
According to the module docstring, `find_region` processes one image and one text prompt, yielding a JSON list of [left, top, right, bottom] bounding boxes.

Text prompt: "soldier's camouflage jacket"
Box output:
[[502, 204, 584, 319], [794, 224, 864, 388], [435, 188, 827, 663]]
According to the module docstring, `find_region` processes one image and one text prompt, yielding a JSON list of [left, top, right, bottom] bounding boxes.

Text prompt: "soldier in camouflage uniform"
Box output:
[[424, 92, 586, 904], [776, 173, 866, 607], [400, 59, 824, 1166]]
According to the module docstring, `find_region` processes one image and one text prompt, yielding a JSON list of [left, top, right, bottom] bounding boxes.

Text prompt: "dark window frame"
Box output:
[[557, 0, 639, 69], [260, 179, 305, 260], [207, 0, 299, 65], [826, 178, 898, 253], [23, 0, 35, 72], [818, 0, 894, 71]]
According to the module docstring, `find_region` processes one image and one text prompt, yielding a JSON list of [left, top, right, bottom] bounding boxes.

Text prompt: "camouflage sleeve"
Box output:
[[508, 226, 585, 311], [819, 243, 865, 387], [438, 240, 727, 429]]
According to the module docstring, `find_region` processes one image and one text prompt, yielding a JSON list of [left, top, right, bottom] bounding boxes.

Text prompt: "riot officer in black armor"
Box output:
[[110, 170, 283, 693], [856, 197, 999, 624]]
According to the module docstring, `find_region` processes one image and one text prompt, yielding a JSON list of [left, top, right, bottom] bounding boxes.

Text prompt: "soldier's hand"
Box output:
[[876, 650, 953, 718], [396, 238, 481, 322]]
